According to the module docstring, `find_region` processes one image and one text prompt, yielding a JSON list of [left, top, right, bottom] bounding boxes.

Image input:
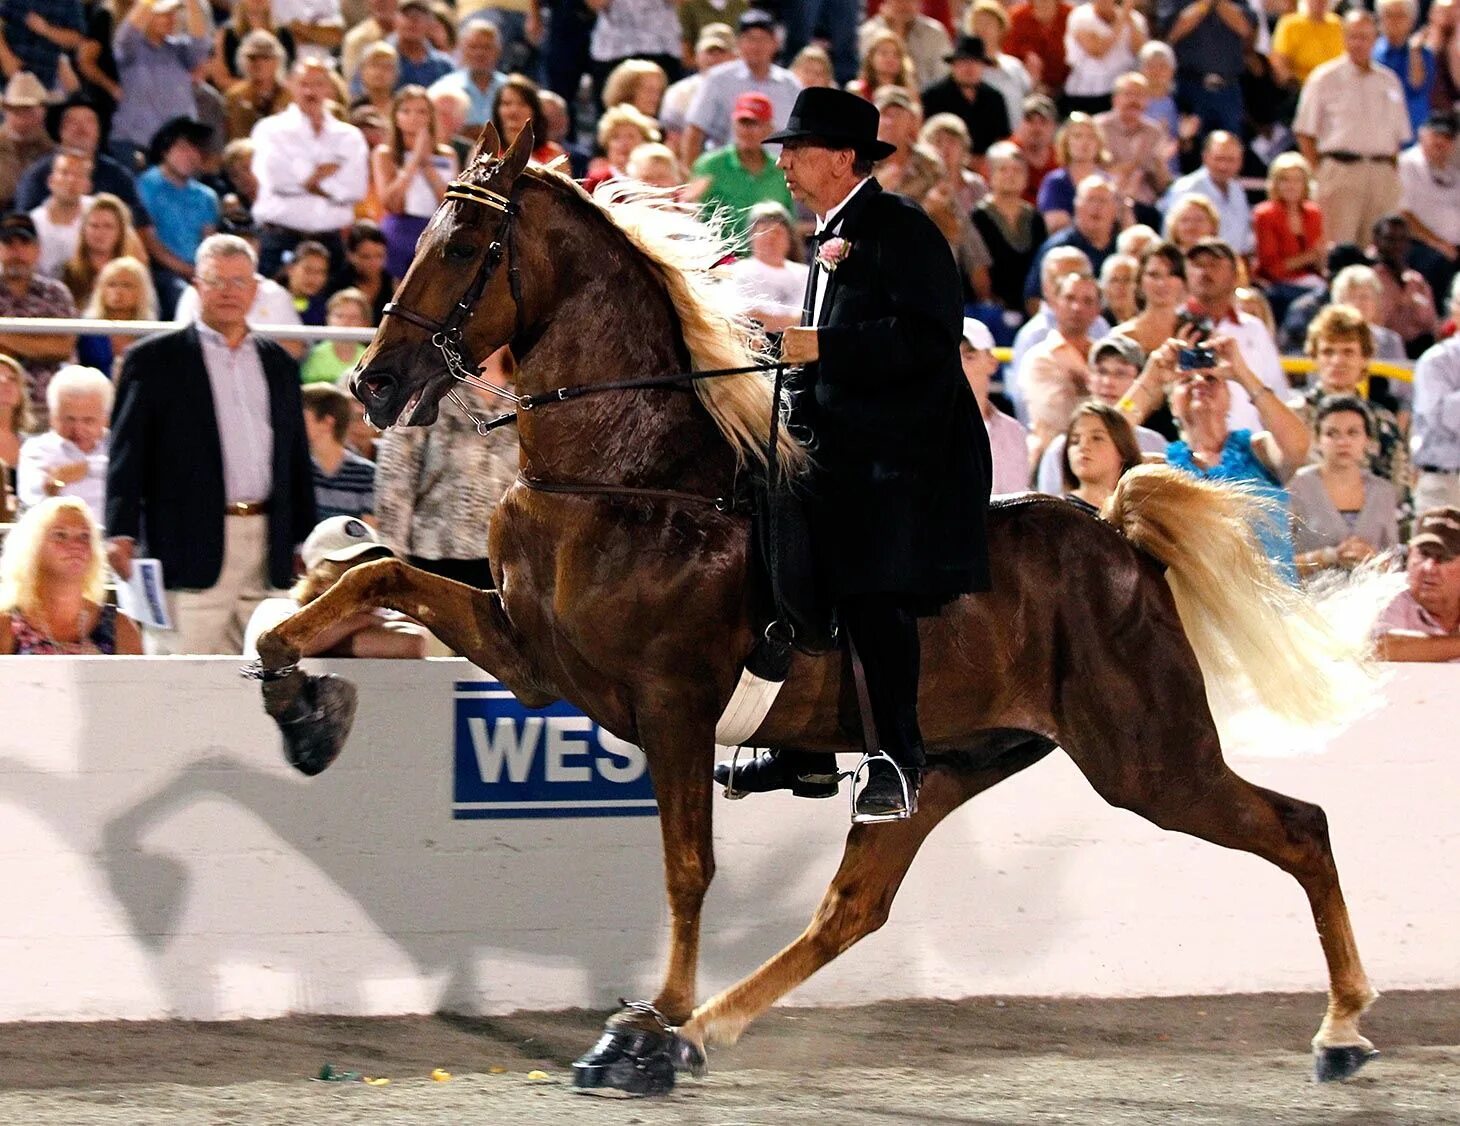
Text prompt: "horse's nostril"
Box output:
[[356, 372, 397, 404]]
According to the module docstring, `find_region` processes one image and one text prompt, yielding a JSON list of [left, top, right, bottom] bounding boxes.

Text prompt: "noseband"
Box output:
[[380, 177, 524, 425]]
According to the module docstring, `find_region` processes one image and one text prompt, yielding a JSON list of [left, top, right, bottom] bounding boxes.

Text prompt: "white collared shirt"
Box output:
[[16, 430, 109, 520], [250, 104, 369, 233], [196, 322, 274, 505], [809, 177, 872, 326]]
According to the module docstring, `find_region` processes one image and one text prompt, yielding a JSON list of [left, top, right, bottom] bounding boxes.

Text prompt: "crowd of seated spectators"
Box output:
[[0, 0, 1457, 659]]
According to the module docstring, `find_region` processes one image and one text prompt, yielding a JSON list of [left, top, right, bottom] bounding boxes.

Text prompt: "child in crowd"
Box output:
[[302, 383, 377, 523]]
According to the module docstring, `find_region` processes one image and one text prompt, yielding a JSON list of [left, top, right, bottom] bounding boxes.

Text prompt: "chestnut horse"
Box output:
[[252, 124, 1378, 1095]]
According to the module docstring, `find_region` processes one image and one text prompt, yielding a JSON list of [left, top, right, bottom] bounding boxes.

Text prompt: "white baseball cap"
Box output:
[[961, 317, 994, 351], [301, 516, 392, 572]]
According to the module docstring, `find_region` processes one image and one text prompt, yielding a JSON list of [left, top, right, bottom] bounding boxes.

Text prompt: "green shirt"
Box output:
[[692, 145, 794, 247], [301, 340, 367, 385]]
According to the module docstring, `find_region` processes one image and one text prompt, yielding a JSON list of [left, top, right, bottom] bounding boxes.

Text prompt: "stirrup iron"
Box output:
[[721, 745, 752, 800], [850, 750, 916, 825]]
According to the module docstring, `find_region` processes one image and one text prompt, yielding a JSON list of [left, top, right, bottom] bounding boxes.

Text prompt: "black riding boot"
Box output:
[[839, 594, 926, 820], [714, 750, 841, 798]]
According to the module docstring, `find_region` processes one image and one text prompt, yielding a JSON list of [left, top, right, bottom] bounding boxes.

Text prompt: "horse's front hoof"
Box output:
[[570, 1027, 677, 1097], [1314, 1044, 1378, 1083], [277, 673, 358, 777]]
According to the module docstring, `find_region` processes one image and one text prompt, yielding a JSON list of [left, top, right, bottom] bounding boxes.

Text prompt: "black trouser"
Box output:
[[838, 593, 926, 771]]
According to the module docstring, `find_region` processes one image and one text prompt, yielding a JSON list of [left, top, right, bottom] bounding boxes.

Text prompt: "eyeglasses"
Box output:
[[198, 275, 254, 291]]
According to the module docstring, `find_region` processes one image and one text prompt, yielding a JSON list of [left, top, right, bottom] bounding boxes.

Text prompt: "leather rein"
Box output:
[[380, 173, 791, 512]]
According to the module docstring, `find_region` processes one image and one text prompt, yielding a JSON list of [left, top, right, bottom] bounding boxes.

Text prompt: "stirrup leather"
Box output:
[[850, 751, 917, 825]]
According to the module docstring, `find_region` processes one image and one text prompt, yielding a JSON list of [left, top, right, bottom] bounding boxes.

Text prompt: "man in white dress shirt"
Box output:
[[250, 58, 370, 276], [17, 364, 111, 521]]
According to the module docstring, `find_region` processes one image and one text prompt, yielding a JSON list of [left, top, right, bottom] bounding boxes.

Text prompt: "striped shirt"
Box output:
[[312, 450, 376, 520]]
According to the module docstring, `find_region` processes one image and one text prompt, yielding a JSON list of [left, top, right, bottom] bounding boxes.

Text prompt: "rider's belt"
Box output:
[[1321, 152, 1397, 165], [1418, 464, 1460, 475], [226, 500, 270, 516]]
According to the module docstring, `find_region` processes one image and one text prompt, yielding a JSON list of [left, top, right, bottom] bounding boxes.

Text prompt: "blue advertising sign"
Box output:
[[453, 681, 658, 819]]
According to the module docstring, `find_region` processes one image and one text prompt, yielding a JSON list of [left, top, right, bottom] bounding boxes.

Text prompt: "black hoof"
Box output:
[[571, 1027, 677, 1097], [1314, 1045, 1378, 1083], [276, 674, 358, 777], [668, 1032, 707, 1078]]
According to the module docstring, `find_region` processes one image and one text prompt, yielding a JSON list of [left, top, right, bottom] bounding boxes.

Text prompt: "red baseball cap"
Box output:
[[732, 93, 774, 124]]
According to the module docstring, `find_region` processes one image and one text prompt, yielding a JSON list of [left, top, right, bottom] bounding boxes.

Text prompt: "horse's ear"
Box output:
[[469, 121, 501, 166], [501, 120, 534, 180]]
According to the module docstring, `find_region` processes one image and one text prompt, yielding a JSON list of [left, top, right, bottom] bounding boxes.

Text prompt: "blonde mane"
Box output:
[[525, 167, 807, 473]]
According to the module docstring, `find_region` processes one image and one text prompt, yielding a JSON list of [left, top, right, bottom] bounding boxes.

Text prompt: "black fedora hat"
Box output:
[[765, 87, 895, 160], [946, 34, 992, 64]]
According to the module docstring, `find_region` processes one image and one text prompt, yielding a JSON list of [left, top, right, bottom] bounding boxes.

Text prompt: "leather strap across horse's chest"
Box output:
[[518, 474, 731, 512]]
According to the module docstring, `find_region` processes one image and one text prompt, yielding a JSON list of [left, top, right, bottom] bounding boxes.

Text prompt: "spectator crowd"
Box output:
[[0, 0, 1456, 659]]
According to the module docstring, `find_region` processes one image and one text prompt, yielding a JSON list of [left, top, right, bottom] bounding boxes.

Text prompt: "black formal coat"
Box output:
[[106, 324, 316, 591], [794, 179, 992, 611]]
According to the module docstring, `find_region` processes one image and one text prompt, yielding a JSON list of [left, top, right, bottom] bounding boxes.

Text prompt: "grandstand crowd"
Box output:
[[0, 0, 1457, 660]]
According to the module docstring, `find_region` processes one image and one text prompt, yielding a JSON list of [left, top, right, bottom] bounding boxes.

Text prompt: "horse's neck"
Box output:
[[516, 211, 734, 493]]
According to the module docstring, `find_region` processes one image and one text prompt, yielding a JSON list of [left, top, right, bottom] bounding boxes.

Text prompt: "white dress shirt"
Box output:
[[250, 104, 370, 233], [809, 177, 871, 326], [196, 322, 274, 504], [16, 430, 109, 519]]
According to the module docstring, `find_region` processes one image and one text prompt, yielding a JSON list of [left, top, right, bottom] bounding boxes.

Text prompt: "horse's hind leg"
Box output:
[[673, 760, 1003, 1062], [1076, 732, 1377, 1082]]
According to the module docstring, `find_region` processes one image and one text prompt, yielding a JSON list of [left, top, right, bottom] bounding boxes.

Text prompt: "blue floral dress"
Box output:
[[1167, 429, 1298, 584]]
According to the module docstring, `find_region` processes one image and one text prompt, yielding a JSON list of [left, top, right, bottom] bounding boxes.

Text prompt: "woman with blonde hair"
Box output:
[[847, 30, 917, 102], [1252, 151, 1326, 317], [624, 142, 685, 189], [61, 194, 146, 309], [372, 84, 459, 280], [1162, 193, 1221, 252], [920, 113, 988, 215], [77, 257, 157, 376], [602, 58, 670, 118], [209, 0, 296, 88], [0, 497, 142, 655], [790, 45, 835, 89], [1037, 112, 1110, 231], [583, 103, 662, 193], [0, 354, 35, 495], [351, 41, 400, 119]]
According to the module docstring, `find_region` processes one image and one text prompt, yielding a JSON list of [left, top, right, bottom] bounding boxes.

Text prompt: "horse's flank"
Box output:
[[523, 166, 808, 474]]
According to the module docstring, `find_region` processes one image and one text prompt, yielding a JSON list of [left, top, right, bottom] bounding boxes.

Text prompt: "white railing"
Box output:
[[0, 317, 376, 343]]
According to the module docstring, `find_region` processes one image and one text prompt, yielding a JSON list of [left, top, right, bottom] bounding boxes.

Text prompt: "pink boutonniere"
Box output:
[[816, 237, 851, 271]]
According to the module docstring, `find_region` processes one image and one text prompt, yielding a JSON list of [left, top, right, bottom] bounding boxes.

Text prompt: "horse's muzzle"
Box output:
[[353, 369, 442, 429]]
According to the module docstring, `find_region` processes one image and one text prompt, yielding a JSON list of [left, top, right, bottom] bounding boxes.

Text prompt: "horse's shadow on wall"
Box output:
[[0, 663, 1080, 1023]]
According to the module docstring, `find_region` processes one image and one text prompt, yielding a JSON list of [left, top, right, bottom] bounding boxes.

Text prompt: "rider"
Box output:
[[715, 88, 993, 820]]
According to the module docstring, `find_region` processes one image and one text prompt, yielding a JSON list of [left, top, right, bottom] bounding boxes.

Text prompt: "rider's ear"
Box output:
[[500, 119, 534, 180], [469, 121, 502, 166]]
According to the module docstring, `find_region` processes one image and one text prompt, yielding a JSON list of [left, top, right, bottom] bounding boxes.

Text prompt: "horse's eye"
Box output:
[[445, 242, 477, 262]]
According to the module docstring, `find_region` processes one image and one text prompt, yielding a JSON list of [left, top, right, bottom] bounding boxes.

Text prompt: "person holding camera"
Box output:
[[1119, 332, 1310, 581]]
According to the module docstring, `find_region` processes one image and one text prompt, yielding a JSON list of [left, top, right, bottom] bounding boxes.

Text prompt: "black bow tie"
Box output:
[[813, 226, 839, 244]]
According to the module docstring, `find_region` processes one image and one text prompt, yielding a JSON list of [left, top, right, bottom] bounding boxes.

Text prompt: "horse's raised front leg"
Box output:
[[252, 557, 550, 776], [571, 706, 718, 1098], [673, 765, 976, 1061]]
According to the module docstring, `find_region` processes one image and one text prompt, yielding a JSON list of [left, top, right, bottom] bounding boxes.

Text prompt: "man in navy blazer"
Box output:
[[106, 233, 316, 653]]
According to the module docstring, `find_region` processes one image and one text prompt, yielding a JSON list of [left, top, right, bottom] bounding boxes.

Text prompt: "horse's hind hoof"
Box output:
[[1314, 1045, 1378, 1083], [668, 1031, 707, 1078], [570, 1027, 677, 1097], [277, 673, 358, 777]]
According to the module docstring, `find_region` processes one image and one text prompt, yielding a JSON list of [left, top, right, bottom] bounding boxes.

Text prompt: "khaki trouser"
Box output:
[[1315, 158, 1401, 249], [146, 515, 279, 656], [1413, 470, 1460, 517]]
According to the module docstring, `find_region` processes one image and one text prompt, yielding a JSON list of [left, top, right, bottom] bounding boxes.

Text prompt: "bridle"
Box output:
[[380, 175, 525, 429]]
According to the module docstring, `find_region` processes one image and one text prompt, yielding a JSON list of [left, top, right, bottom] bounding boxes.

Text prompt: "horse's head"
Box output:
[[351, 121, 534, 428]]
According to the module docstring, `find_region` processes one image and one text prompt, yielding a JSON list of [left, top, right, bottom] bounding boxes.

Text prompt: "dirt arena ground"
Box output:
[[0, 991, 1454, 1125]]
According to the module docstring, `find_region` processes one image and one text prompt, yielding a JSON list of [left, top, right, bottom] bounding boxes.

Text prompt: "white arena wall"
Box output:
[[0, 656, 1454, 1023]]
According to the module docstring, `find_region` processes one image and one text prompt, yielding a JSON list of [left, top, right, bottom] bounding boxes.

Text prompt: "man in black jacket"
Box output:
[[715, 87, 993, 820], [920, 36, 1011, 160], [106, 233, 315, 654]]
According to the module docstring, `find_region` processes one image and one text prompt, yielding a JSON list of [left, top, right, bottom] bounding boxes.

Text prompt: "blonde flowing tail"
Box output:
[[1104, 464, 1370, 730]]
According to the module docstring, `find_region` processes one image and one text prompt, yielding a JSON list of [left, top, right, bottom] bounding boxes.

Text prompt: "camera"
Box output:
[[1178, 346, 1217, 370]]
